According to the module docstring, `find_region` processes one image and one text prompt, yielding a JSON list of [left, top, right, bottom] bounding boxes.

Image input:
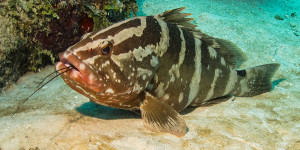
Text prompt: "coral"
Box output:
[[0, 0, 138, 89]]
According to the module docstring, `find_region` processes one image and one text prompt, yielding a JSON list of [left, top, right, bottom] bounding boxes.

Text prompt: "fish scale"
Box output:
[[56, 7, 280, 137]]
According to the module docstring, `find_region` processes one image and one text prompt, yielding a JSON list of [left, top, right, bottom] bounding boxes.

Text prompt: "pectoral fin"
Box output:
[[140, 92, 187, 137]]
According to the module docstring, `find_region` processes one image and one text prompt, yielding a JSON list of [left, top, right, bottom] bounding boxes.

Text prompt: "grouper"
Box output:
[[55, 7, 280, 137]]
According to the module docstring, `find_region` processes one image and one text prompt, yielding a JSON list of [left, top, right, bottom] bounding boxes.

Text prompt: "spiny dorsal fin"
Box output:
[[158, 8, 248, 68], [140, 92, 187, 137], [157, 8, 217, 43], [157, 7, 200, 34]]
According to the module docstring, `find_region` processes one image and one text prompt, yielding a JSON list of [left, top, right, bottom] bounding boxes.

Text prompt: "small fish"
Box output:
[[55, 7, 280, 137]]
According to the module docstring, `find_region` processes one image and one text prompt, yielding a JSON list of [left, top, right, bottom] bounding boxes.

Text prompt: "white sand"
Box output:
[[0, 0, 299, 149]]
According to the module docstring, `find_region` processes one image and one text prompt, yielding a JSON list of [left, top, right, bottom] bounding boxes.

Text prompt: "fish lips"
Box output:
[[55, 51, 106, 93]]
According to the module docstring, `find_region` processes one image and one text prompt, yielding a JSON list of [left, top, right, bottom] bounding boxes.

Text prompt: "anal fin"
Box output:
[[199, 95, 235, 107], [140, 92, 187, 137]]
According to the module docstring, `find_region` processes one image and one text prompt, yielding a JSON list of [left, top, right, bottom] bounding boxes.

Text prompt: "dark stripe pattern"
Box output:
[[113, 16, 162, 55]]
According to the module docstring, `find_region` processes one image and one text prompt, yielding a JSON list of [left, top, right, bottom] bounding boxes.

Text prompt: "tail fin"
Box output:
[[235, 63, 280, 97]]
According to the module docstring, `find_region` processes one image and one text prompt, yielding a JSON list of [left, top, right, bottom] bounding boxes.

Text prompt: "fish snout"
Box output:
[[56, 51, 107, 93]]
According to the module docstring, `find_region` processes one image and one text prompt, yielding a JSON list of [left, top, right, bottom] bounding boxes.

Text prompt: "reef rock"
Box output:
[[0, 0, 138, 90]]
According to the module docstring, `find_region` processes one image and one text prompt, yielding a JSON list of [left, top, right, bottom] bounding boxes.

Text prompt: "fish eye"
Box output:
[[101, 46, 111, 55], [100, 41, 113, 56]]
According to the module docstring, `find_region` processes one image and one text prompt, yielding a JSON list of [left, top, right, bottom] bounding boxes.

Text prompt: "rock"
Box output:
[[274, 14, 284, 20], [0, 0, 138, 89]]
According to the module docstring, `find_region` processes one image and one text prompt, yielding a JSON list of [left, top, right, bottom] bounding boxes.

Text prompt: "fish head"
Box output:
[[55, 21, 160, 104]]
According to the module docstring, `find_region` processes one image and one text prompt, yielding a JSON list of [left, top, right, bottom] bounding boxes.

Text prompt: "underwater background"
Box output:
[[0, 0, 299, 149]]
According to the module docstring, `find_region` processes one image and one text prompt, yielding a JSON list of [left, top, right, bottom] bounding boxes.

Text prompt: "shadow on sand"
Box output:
[[76, 101, 140, 120], [76, 101, 200, 120]]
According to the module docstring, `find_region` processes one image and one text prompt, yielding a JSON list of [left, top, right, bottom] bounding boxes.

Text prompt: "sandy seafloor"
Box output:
[[0, 0, 299, 149]]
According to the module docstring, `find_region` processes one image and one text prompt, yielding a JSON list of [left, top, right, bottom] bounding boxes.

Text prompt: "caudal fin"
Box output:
[[234, 63, 280, 97]]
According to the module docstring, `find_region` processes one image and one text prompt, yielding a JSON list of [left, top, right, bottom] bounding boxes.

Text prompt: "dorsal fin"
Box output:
[[157, 7, 200, 33], [191, 32, 248, 69], [213, 38, 248, 68], [157, 7, 248, 68]]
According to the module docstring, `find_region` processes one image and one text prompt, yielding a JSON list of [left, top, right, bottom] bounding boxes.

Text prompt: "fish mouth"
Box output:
[[55, 51, 106, 93]]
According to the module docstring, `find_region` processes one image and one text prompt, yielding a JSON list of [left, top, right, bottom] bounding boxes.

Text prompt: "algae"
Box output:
[[0, 0, 138, 89]]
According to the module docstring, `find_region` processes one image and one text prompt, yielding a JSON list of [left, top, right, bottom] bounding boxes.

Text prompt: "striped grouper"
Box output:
[[56, 7, 280, 137]]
